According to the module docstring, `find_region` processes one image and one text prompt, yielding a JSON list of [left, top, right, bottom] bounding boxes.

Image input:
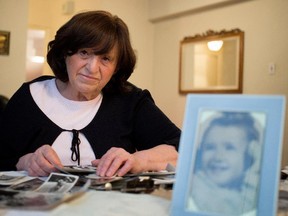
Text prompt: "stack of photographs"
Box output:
[[0, 164, 176, 210], [0, 172, 88, 210]]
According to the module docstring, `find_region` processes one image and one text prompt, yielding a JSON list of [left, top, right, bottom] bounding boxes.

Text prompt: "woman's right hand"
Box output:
[[16, 145, 62, 177]]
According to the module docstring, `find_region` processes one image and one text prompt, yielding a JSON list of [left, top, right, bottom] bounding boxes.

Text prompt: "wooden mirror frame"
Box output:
[[179, 29, 244, 94]]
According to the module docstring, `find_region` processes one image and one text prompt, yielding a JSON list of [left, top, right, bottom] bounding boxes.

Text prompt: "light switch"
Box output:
[[268, 63, 276, 75]]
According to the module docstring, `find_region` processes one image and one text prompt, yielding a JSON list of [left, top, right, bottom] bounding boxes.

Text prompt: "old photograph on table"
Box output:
[[9, 178, 45, 191], [171, 94, 286, 216], [36, 173, 79, 193], [0, 189, 64, 209], [0, 174, 25, 186]]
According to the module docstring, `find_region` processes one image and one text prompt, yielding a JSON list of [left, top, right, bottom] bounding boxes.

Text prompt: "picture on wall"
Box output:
[[0, 31, 10, 55]]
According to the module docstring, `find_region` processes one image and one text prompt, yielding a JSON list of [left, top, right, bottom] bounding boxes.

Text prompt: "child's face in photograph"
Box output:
[[201, 125, 249, 187]]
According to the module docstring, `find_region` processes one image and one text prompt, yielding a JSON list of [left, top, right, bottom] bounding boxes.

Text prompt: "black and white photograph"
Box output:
[[9, 178, 45, 191], [36, 173, 79, 193], [171, 94, 285, 216], [0, 189, 64, 209], [187, 111, 265, 215], [0, 174, 26, 186]]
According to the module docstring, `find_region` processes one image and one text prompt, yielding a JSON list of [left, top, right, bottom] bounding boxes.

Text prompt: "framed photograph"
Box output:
[[0, 30, 10, 55], [171, 94, 286, 216]]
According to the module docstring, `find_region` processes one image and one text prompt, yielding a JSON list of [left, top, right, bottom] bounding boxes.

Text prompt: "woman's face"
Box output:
[[64, 46, 118, 100], [201, 125, 249, 187]]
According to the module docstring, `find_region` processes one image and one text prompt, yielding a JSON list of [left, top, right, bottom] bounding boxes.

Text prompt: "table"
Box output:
[[0, 173, 287, 216], [0, 188, 171, 216], [278, 180, 288, 216], [0, 171, 173, 216]]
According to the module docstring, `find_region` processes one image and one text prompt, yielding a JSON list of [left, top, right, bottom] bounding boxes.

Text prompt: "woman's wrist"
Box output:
[[133, 145, 178, 172]]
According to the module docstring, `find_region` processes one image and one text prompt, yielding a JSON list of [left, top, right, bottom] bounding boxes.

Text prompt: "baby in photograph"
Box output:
[[188, 111, 263, 215]]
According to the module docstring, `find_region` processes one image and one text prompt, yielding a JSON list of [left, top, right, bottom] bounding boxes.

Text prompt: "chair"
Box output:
[[0, 95, 9, 117]]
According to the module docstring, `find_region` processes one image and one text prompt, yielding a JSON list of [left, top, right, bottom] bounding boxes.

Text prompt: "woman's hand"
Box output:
[[91, 145, 178, 177], [91, 147, 144, 177], [16, 145, 62, 177]]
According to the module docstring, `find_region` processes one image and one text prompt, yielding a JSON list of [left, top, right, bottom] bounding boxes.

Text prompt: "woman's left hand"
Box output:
[[91, 147, 143, 177], [91, 145, 178, 177]]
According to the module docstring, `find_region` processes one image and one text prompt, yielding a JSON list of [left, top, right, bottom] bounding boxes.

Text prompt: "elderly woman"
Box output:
[[0, 11, 180, 177]]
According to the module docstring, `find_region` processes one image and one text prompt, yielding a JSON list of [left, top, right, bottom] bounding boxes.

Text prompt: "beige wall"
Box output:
[[149, 0, 288, 167], [0, 0, 28, 97], [1, 0, 288, 167]]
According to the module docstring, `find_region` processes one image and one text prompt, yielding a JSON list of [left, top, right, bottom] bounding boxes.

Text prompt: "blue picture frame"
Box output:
[[171, 94, 286, 216]]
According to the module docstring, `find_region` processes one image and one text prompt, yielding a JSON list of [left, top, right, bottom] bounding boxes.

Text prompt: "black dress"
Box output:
[[0, 76, 181, 170]]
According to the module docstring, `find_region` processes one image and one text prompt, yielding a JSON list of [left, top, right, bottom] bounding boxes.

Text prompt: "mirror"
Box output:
[[179, 29, 244, 94]]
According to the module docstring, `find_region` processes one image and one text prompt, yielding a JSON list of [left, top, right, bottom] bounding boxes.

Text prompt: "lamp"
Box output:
[[207, 40, 223, 51]]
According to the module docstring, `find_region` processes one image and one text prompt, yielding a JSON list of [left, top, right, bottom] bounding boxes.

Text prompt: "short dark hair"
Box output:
[[47, 10, 136, 93], [203, 112, 259, 143]]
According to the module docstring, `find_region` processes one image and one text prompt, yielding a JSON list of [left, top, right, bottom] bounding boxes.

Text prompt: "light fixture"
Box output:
[[207, 40, 223, 51], [31, 56, 45, 63]]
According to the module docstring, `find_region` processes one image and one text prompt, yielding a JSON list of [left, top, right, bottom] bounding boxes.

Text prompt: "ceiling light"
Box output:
[[207, 40, 223, 51]]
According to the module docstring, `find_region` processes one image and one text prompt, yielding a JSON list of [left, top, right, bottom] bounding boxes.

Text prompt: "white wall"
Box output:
[[0, 0, 28, 97], [148, 0, 242, 22], [149, 0, 288, 167]]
